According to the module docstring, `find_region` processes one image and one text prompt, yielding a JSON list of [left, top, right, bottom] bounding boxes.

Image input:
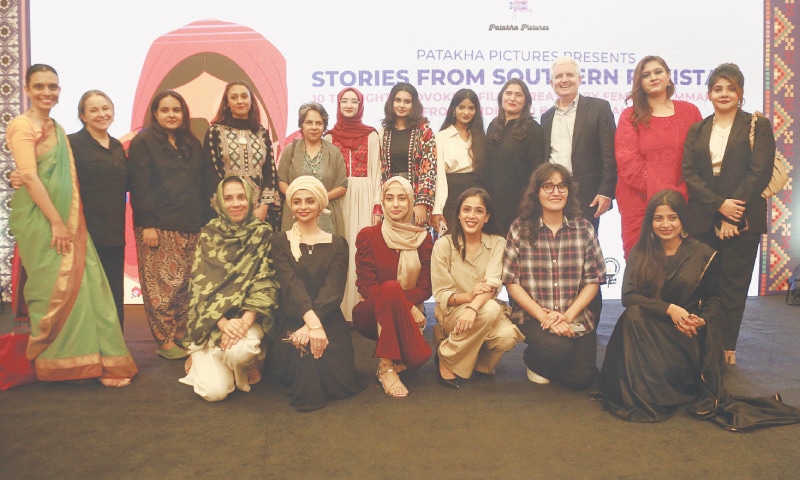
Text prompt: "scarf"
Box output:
[[380, 176, 428, 289], [327, 88, 376, 151], [185, 176, 278, 346], [285, 175, 330, 261]]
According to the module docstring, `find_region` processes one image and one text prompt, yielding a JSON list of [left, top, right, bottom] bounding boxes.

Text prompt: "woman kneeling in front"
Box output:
[[180, 176, 278, 402], [431, 188, 523, 388], [266, 176, 367, 411]]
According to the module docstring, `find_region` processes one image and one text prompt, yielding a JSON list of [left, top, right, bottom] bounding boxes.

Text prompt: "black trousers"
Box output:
[[696, 230, 760, 350], [95, 245, 125, 330], [517, 320, 598, 390]]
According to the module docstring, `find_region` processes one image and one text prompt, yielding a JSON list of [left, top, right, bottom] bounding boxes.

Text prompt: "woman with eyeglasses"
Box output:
[[325, 87, 380, 321], [502, 163, 605, 389]]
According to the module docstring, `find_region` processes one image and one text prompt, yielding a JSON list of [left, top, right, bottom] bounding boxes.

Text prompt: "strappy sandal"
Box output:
[[376, 362, 408, 398]]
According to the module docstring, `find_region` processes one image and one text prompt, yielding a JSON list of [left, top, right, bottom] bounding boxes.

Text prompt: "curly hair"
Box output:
[[517, 163, 582, 243]]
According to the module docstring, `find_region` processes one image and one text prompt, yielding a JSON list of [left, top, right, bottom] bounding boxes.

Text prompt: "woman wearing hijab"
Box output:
[[325, 87, 381, 321], [179, 176, 278, 402], [266, 176, 367, 412], [352, 176, 434, 398]]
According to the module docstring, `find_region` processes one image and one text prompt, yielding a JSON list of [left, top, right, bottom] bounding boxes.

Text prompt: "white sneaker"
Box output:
[[526, 367, 550, 384]]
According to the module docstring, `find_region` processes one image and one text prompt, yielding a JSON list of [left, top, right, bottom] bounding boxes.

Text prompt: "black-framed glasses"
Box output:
[[540, 182, 569, 194]]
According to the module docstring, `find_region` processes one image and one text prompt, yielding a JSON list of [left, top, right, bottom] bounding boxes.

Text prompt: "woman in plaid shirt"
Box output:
[[502, 163, 606, 389]]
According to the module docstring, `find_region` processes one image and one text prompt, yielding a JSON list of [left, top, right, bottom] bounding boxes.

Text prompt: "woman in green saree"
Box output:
[[8, 64, 137, 386], [180, 176, 278, 402]]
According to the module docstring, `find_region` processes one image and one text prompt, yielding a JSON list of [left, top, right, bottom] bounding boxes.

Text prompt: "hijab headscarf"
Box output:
[[286, 175, 329, 261], [380, 176, 428, 290], [185, 176, 278, 346], [327, 88, 377, 151]]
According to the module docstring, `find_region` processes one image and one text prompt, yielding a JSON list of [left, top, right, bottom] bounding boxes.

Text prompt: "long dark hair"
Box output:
[[447, 188, 500, 260], [382, 82, 427, 129], [517, 163, 582, 242], [627, 189, 688, 298], [439, 88, 487, 175], [210, 81, 263, 132], [626, 55, 675, 128], [487, 78, 535, 143], [146, 90, 197, 159]]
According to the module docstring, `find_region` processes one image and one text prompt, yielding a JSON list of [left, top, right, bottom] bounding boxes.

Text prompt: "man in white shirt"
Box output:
[[541, 57, 617, 233]]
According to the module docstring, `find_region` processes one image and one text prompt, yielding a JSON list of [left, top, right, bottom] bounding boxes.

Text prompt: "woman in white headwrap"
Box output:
[[265, 176, 366, 411], [352, 176, 433, 398]]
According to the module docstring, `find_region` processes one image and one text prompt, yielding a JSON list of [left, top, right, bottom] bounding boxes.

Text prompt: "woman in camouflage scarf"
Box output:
[[179, 176, 278, 402]]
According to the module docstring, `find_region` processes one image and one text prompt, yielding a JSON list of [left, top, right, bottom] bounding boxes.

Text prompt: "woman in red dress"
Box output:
[[615, 55, 702, 257], [352, 176, 433, 397]]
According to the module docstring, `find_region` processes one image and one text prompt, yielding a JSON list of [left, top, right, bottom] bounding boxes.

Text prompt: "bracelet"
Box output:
[[465, 305, 479, 314], [308, 325, 323, 330]]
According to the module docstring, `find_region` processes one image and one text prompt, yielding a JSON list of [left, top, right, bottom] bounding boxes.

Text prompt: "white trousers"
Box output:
[[179, 325, 264, 402]]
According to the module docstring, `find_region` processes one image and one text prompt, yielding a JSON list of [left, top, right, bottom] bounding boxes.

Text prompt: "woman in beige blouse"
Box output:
[[431, 188, 523, 388]]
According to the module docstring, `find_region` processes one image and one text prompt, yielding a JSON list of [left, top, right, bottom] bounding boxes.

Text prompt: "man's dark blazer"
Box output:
[[682, 110, 775, 235], [541, 95, 617, 228]]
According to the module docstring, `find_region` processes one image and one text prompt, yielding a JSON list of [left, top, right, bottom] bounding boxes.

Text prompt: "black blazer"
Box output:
[[682, 110, 775, 235], [541, 95, 617, 217]]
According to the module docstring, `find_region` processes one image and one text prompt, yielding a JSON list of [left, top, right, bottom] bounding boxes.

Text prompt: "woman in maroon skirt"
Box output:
[[352, 176, 433, 397]]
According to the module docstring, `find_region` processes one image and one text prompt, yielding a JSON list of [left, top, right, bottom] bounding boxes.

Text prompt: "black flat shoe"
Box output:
[[438, 374, 460, 390], [434, 352, 460, 389]]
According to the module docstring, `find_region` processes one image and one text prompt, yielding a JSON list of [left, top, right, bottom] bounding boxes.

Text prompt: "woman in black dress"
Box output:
[[598, 189, 800, 430], [480, 79, 544, 235], [266, 176, 366, 411]]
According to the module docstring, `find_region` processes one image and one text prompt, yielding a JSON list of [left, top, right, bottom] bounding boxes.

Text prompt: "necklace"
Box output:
[[300, 231, 319, 255], [304, 148, 323, 177]]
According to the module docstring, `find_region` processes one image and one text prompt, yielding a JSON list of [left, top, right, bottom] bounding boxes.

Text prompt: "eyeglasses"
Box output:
[[339, 99, 361, 106], [540, 182, 569, 194]]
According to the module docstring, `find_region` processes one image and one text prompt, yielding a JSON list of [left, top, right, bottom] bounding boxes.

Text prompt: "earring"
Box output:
[[650, 230, 655, 239], [680, 231, 688, 239]]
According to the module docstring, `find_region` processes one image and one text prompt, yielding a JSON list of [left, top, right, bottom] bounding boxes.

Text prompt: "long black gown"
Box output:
[[266, 234, 367, 411], [599, 239, 800, 430]]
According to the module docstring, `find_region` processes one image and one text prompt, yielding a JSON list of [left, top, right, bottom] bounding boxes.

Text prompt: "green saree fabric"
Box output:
[[8, 118, 137, 381]]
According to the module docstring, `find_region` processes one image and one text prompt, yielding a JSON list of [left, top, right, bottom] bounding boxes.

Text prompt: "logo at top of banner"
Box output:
[[488, 0, 550, 32]]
